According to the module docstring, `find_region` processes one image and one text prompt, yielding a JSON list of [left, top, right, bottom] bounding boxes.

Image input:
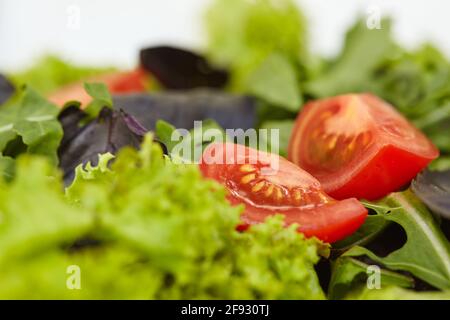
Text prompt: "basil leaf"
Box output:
[[246, 53, 302, 111], [344, 190, 450, 290], [412, 169, 450, 219], [0, 74, 15, 105], [328, 256, 413, 300]]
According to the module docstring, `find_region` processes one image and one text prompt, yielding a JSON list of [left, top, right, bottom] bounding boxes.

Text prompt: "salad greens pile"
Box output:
[[0, 0, 450, 300], [0, 136, 324, 299]]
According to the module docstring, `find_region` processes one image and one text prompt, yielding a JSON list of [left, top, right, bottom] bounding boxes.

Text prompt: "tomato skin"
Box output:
[[328, 145, 434, 200], [48, 68, 148, 107], [236, 197, 367, 243], [200, 142, 368, 243], [288, 94, 439, 201], [106, 68, 147, 93]]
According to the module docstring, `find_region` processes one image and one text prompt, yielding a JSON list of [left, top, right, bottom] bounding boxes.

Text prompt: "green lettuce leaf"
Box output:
[[0, 156, 93, 267], [63, 135, 327, 299], [205, 0, 307, 102]]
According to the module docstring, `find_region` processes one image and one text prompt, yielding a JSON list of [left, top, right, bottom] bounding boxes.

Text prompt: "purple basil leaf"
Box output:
[[140, 46, 229, 89], [58, 107, 149, 185], [119, 109, 148, 136], [113, 89, 256, 131], [412, 169, 450, 219], [0, 74, 14, 105]]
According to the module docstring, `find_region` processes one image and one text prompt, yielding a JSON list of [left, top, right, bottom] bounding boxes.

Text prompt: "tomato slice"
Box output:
[[288, 93, 439, 200], [48, 68, 148, 107], [200, 142, 367, 243]]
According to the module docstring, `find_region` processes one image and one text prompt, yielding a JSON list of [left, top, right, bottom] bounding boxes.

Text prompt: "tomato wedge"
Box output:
[[288, 93, 439, 200], [48, 68, 148, 107], [200, 142, 367, 243]]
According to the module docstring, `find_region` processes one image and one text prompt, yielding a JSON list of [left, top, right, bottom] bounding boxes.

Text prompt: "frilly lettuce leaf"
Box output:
[[0, 156, 93, 267]]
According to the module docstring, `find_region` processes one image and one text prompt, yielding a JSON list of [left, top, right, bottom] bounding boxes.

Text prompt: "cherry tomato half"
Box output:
[[200, 142, 367, 243], [288, 93, 439, 200], [48, 68, 148, 107]]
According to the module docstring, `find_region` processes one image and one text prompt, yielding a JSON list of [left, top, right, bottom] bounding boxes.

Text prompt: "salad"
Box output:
[[0, 0, 450, 300]]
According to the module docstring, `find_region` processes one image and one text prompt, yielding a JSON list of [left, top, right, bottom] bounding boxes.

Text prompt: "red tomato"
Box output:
[[288, 93, 439, 200], [48, 68, 148, 107], [200, 142, 367, 243]]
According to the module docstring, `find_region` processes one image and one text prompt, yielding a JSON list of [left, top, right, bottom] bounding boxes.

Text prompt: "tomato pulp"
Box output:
[[200, 142, 367, 243], [288, 93, 439, 200]]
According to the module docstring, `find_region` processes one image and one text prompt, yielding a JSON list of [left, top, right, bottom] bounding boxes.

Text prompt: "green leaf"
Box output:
[[155, 120, 178, 152], [205, 0, 308, 96], [246, 54, 302, 111], [332, 214, 389, 253], [344, 190, 450, 290], [9, 55, 114, 95], [0, 156, 93, 266], [0, 86, 63, 166], [84, 82, 113, 118], [205, 0, 308, 67], [0, 155, 15, 181], [328, 256, 413, 300], [346, 286, 450, 300], [258, 120, 294, 157], [306, 18, 395, 97]]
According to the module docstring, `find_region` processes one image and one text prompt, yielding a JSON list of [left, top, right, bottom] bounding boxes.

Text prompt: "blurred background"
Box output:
[[0, 0, 449, 72]]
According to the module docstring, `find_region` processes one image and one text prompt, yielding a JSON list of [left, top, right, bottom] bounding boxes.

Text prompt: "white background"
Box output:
[[0, 0, 449, 72]]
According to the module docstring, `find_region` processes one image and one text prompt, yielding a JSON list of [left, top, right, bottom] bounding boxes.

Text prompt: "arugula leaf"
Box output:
[[343, 190, 450, 290], [84, 83, 113, 119], [246, 54, 301, 111], [328, 256, 413, 300], [306, 18, 395, 97], [0, 86, 63, 166], [332, 214, 389, 253]]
